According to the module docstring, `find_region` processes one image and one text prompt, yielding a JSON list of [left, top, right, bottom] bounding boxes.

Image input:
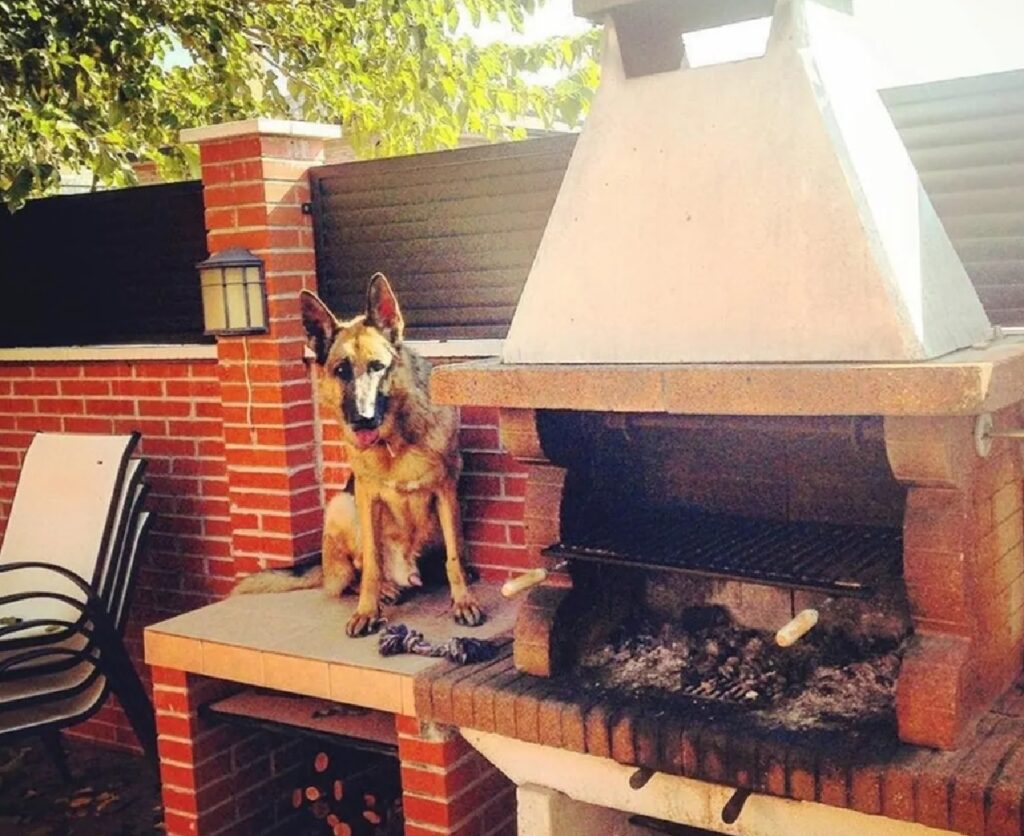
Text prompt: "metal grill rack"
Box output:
[[544, 508, 902, 597], [677, 679, 766, 706]]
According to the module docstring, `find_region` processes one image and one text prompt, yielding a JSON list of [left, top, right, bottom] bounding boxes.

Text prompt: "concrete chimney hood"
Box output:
[[501, 0, 994, 365]]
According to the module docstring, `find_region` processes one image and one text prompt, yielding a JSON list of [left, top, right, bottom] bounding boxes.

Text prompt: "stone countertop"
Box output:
[[144, 583, 517, 716], [431, 336, 1024, 417]]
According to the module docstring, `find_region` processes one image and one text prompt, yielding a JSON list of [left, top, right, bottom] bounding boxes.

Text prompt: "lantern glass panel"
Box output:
[[223, 266, 247, 329], [245, 265, 266, 330], [200, 268, 227, 332]]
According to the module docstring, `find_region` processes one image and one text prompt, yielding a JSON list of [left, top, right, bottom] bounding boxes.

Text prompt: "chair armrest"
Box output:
[[0, 561, 98, 600], [0, 562, 117, 651], [0, 643, 100, 676]]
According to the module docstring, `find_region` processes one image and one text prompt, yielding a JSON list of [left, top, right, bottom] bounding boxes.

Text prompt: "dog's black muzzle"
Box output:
[[342, 394, 389, 433]]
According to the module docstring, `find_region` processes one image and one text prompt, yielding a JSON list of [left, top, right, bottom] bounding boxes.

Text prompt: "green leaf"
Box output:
[[0, 0, 600, 210]]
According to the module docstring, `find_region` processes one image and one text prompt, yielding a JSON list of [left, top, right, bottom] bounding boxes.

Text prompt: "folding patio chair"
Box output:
[[0, 432, 156, 778]]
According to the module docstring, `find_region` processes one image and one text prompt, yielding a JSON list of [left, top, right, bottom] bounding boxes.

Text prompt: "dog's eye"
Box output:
[[336, 360, 353, 381], [367, 360, 386, 374]]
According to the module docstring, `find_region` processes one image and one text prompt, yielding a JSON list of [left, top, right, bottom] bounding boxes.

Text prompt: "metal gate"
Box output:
[[0, 181, 209, 347]]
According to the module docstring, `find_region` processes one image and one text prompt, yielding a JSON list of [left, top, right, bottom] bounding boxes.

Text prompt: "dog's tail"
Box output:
[[232, 562, 323, 595]]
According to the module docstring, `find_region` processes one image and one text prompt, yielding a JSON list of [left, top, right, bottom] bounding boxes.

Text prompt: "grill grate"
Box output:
[[679, 679, 762, 705], [544, 508, 902, 597]]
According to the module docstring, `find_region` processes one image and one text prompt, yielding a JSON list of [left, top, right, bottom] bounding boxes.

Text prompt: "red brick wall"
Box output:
[[152, 667, 306, 835], [457, 407, 528, 582], [0, 356, 530, 752], [0, 357, 230, 749], [397, 715, 517, 836]]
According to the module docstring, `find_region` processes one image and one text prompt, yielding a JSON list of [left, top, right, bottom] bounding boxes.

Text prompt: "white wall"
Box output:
[[856, 0, 1024, 87]]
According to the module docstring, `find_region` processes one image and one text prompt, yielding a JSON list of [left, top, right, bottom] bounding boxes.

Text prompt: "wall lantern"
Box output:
[[197, 247, 268, 336]]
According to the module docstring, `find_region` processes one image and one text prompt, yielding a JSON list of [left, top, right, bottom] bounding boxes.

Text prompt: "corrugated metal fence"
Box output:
[[308, 135, 576, 340], [883, 69, 1024, 328]]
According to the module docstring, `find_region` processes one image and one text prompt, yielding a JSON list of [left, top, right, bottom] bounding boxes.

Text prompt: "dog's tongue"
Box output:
[[354, 429, 380, 448]]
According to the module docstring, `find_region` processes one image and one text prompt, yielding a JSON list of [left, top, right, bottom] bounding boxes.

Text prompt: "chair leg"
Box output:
[[96, 632, 158, 763], [40, 728, 72, 783], [113, 671, 158, 764]]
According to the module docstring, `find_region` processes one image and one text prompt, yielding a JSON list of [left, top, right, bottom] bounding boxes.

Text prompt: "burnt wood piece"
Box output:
[[546, 508, 902, 598]]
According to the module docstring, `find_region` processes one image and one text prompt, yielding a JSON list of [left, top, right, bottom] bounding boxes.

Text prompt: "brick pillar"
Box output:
[[497, 409, 578, 677], [182, 119, 342, 578], [152, 667, 305, 835], [885, 410, 1024, 749], [396, 715, 516, 836]]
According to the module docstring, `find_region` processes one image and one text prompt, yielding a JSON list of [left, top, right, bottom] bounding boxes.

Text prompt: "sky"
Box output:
[[471, 0, 592, 44], [164, 0, 1024, 90]]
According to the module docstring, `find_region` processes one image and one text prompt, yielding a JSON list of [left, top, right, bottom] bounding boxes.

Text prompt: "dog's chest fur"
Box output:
[[350, 441, 451, 493]]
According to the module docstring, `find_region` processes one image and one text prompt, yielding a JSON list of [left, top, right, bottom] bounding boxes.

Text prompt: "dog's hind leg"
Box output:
[[435, 482, 484, 626], [322, 492, 359, 597]]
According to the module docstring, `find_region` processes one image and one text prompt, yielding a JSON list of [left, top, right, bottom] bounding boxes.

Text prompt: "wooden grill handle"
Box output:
[[501, 568, 548, 598], [775, 608, 820, 647]]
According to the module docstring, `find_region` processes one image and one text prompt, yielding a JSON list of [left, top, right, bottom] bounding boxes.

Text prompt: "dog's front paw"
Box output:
[[346, 605, 383, 637], [452, 592, 485, 627], [379, 580, 406, 606]]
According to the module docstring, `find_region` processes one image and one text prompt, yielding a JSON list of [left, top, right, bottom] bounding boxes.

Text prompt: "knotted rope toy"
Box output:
[[378, 623, 499, 665]]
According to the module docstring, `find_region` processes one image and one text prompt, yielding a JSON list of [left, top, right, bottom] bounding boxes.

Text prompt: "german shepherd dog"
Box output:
[[234, 273, 483, 636]]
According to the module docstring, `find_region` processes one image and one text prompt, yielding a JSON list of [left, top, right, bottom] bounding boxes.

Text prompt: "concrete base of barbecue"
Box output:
[[478, 737, 953, 836], [414, 641, 1024, 835]]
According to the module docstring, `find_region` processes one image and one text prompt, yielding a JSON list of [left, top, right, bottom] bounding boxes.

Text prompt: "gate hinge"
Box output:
[[301, 202, 314, 216]]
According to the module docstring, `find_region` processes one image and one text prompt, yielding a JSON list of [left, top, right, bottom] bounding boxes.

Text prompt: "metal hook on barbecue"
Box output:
[[721, 787, 752, 824], [629, 767, 656, 790], [974, 412, 1024, 458]]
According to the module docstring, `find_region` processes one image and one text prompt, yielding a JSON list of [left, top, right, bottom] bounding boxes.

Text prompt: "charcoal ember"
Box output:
[[679, 605, 731, 631], [742, 636, 765, 658], [577, 610, 905, 731]]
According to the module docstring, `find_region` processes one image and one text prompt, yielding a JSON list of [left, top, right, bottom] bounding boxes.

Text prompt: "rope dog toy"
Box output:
[[378, 623, 499, 665]]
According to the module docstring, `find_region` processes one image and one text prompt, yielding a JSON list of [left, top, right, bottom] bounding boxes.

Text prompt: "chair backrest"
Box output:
[[95, 458, 147, 613], [0, 432, 140, 627]]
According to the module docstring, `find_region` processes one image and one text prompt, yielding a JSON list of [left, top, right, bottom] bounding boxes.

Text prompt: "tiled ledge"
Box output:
[[144, 584, 517, 717], [431, 336, 1024, 417], [0, 343, 218, 363]]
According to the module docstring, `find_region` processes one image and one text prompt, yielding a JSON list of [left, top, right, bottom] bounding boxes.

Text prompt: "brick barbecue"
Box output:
[[425, 1, 1024, 829]]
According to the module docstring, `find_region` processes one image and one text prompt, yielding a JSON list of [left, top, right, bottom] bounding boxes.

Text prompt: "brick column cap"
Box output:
[[180, 118, 343, 144]]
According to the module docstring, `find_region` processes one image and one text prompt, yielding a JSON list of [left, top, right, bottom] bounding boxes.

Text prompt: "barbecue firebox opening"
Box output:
[[532, 410, 913, 734], [577, 600, 909, 736]]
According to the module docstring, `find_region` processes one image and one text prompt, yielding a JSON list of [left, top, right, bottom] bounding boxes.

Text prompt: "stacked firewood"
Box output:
[[289, 744, 402, 835]]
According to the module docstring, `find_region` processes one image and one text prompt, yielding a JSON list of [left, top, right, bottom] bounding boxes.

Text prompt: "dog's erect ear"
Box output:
[[300, 290, 338, 365], [365, 272, 404, 345]]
